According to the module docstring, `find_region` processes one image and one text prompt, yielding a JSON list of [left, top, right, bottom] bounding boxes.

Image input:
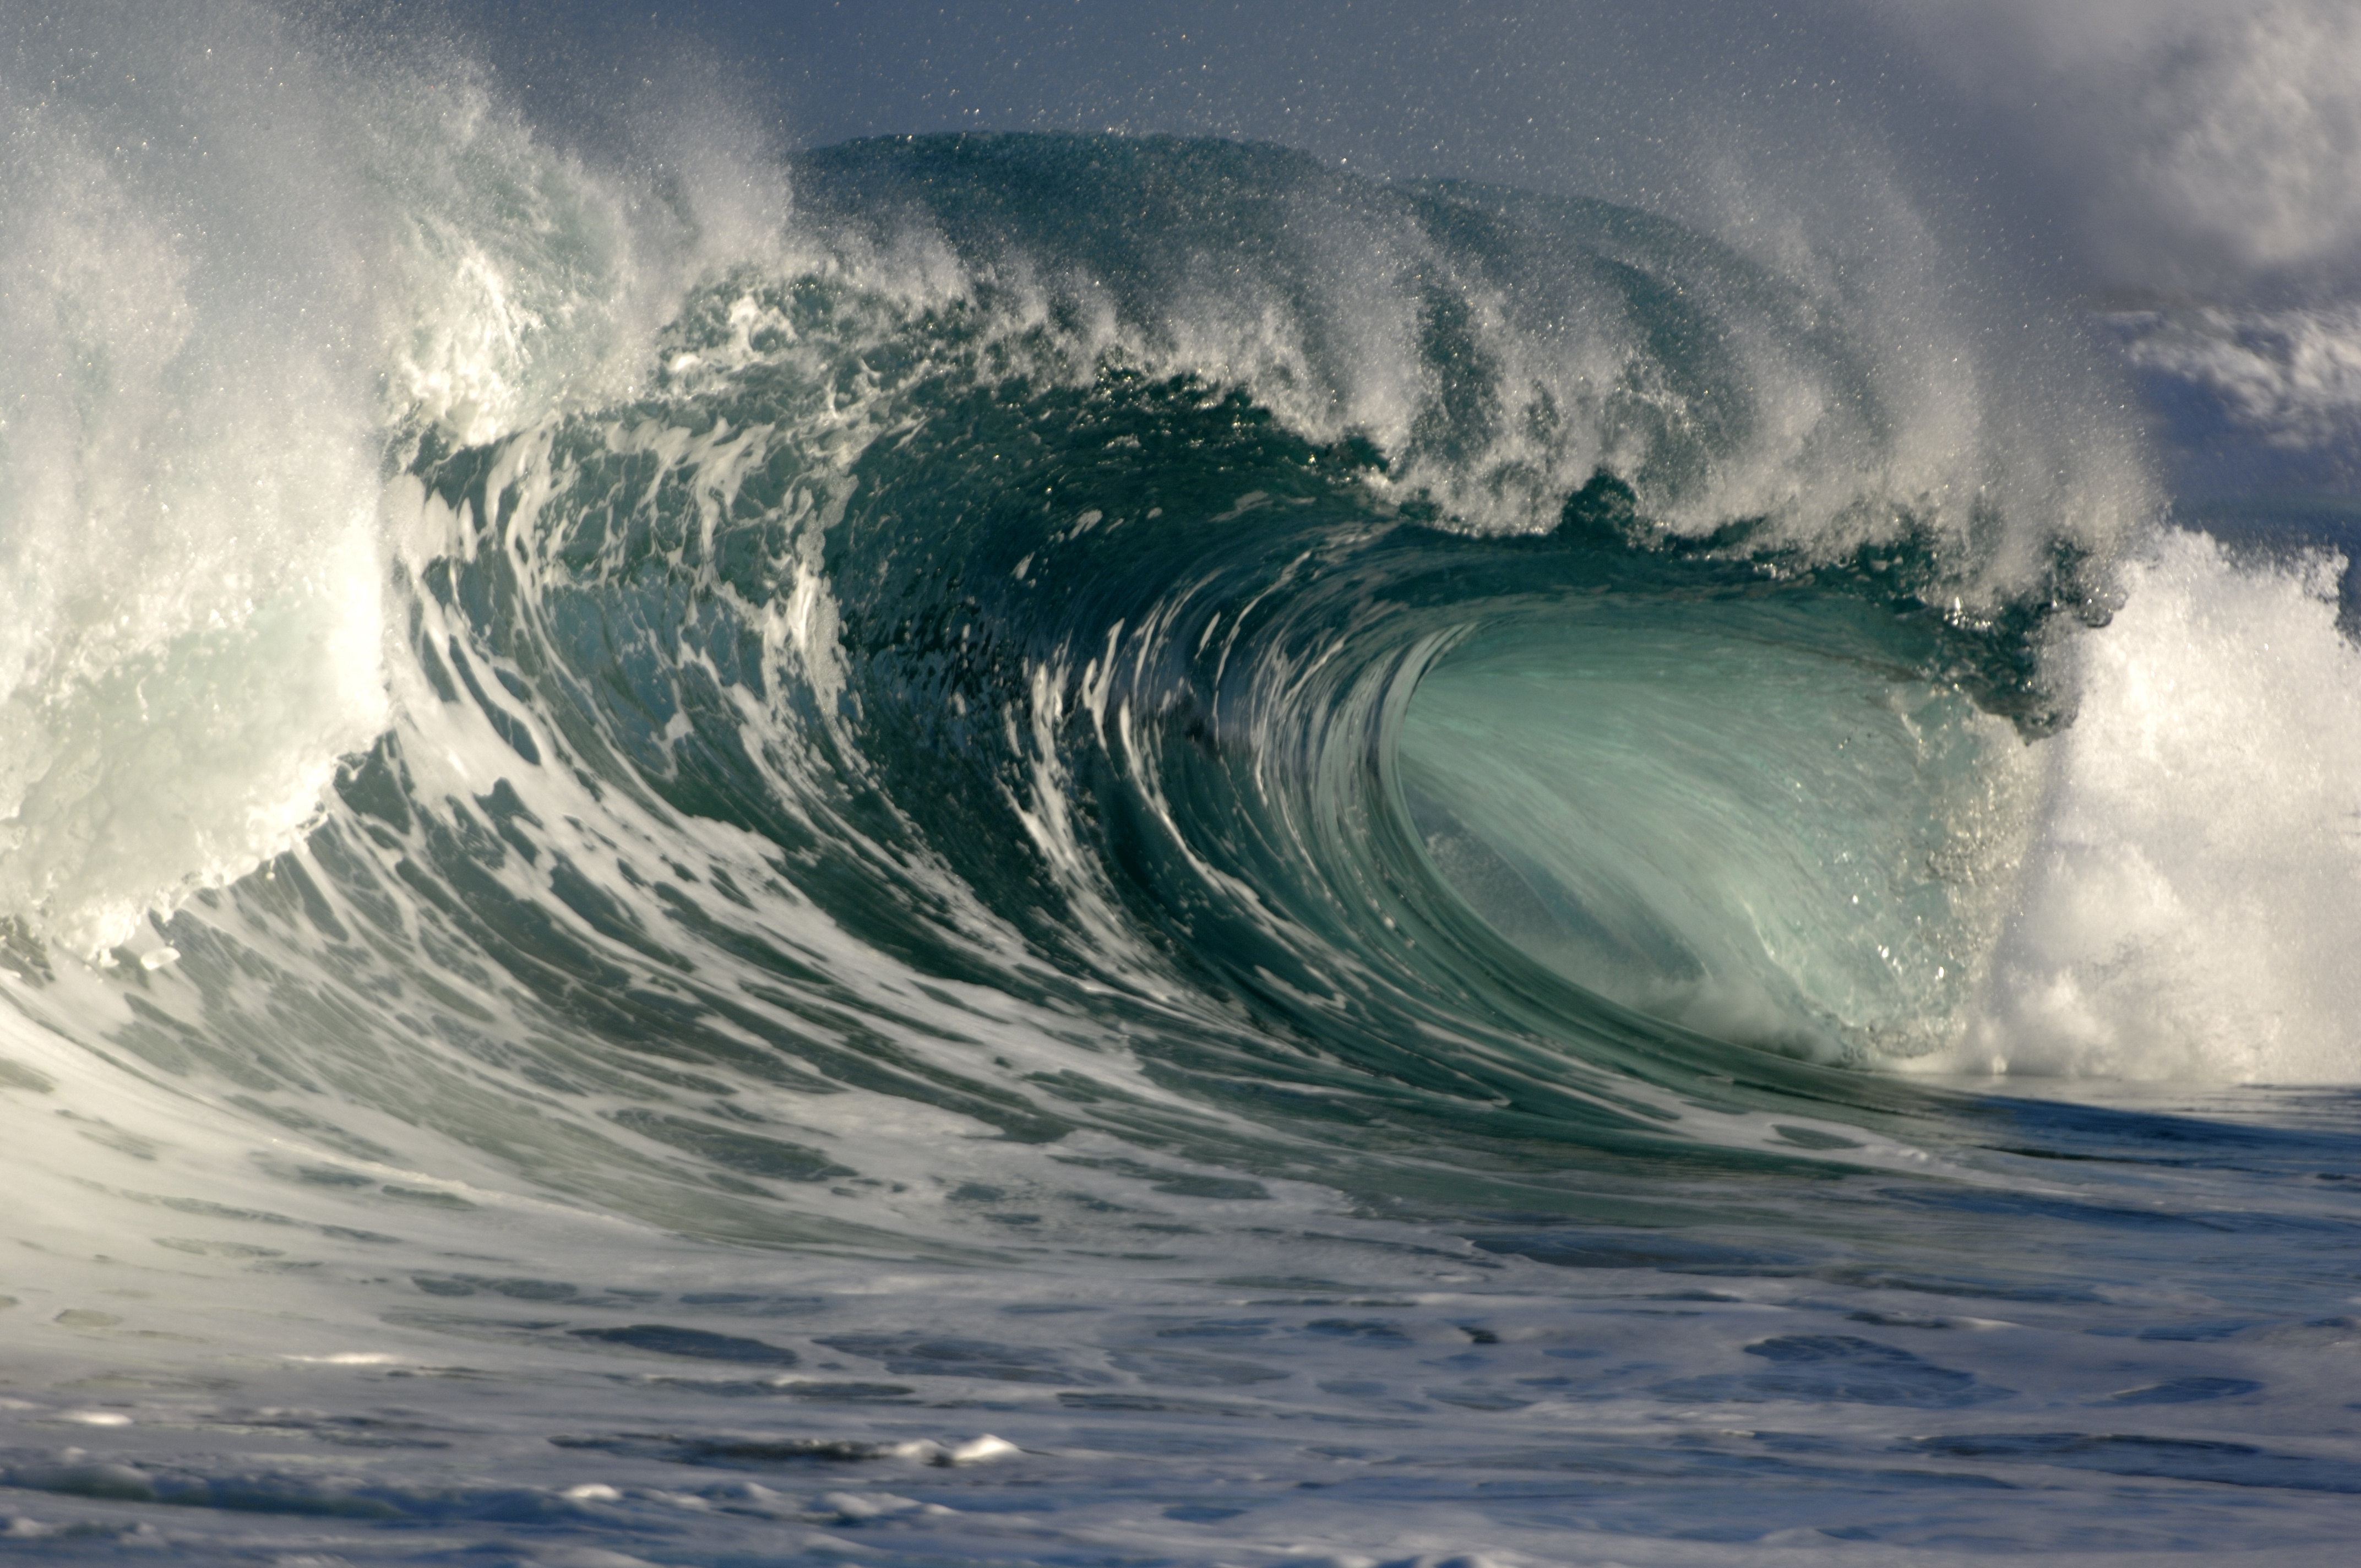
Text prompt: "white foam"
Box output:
[[0, 88, 391, 950], [1952, 529, 2361, 1082], [0, 2, 789, 954]]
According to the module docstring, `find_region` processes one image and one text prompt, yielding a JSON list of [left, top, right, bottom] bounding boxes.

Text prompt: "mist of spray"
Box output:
[[0, 0, 787, 952]]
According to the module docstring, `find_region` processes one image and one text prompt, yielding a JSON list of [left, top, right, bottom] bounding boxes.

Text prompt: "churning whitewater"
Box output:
[[4, 8, 2361, 1566]]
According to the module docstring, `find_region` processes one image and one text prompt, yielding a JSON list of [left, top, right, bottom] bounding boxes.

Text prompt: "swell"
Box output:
[[0, 135, 2159, 1246]]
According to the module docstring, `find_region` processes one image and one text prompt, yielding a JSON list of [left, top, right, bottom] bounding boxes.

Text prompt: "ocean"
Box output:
[[4, 6, 2360, 1564]]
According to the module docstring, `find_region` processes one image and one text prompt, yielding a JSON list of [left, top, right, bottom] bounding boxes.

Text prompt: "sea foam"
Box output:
[[0, 1, 784, 953], [1959, 527, 2361, 1082]]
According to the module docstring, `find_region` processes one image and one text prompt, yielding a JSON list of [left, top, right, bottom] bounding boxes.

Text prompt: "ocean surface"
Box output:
[[5, 13, 2361, 1566]]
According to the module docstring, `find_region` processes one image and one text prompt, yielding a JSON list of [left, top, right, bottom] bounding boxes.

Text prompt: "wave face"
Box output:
[[6, 54, 2361, 1567]]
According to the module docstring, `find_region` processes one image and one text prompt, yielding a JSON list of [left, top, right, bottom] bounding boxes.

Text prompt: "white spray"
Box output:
[[0, 1, 786, 953]]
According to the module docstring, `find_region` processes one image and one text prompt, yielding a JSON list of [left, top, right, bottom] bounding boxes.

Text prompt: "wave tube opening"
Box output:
[[1399, 587, 2033, 1068]]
